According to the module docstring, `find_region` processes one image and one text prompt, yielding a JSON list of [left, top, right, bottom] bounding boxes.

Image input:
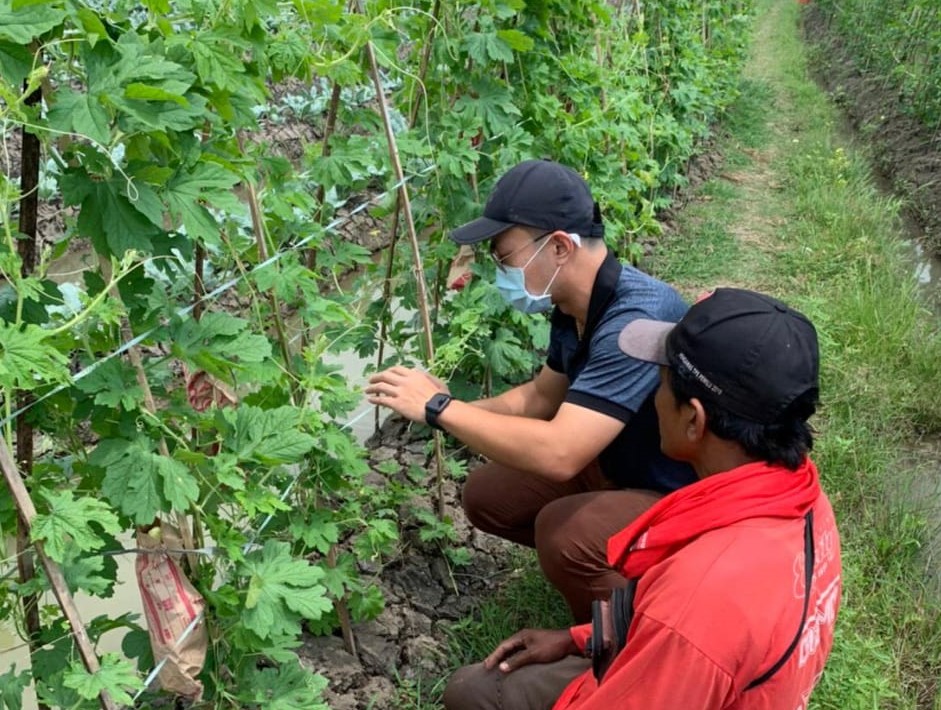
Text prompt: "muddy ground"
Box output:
[[299, 417, 519, 709], [801, 5, 941, 257]]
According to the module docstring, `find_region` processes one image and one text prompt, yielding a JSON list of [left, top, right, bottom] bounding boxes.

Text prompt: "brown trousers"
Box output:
[[442, 658, 590, 710], [461, 460, 662, 623]]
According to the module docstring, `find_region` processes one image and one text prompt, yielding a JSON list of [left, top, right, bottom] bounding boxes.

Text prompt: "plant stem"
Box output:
[[374, 202, 402, 434], [238, 138, 299, 402], [326, 545, 357, 656], [407, 0, 441, 129], [98, 254, 200, 572], [307, 81, 343, 273]]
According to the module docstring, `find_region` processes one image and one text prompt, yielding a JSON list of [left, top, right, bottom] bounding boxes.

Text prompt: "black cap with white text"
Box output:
[[617, 288, 820, 424]]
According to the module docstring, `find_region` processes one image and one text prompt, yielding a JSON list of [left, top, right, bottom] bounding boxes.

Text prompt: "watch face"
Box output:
[[429, 393, 450, 411]]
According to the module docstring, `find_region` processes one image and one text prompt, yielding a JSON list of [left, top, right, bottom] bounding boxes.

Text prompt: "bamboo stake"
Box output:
[[236, 135, 299, 403], [0, 438, 119, 710], [358, 0, 445, 517], [374, 0, 442, 434], [193, 243, 205, 321]]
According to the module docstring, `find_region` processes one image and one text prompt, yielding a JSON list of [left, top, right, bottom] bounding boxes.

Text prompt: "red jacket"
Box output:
[[556, 460, 842, 710]]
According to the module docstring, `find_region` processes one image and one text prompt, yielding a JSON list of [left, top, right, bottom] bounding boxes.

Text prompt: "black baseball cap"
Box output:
[[617, 288, 819, 423], [449, 159, 605, 245]]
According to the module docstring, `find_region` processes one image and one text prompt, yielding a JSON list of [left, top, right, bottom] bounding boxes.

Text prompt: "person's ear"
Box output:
[[686, 398, 708, 443], [552, 231, 576, 261]]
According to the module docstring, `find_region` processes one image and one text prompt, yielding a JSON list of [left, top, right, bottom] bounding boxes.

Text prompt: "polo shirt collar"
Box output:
[[582, 248, 621, 342]]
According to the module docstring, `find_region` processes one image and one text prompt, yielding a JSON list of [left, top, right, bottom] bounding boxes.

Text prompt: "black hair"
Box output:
[[668, 370, 818, 471]]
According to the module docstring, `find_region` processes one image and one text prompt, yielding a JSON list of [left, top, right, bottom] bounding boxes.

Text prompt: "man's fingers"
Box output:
[[368, 371, 403, 386], [364, 382, 399, 398], [483, 634, 525, 670], [499, 647, 536, 673]]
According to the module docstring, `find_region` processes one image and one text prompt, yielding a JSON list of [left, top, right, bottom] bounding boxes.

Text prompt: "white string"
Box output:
[[0, 164, 436, 429], [130, 610, 205, 702]]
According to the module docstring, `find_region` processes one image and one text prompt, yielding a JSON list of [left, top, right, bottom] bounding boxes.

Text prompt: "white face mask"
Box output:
[[494, 235, 564, 314]]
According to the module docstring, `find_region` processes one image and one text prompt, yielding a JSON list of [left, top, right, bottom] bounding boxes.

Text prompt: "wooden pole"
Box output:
[[0, 438, 119, 710], [358, 1, 446, 517], [16, 69, 49, 710]]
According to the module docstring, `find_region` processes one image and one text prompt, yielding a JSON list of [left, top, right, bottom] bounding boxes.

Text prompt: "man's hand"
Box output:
[[483, 629, 578, 674], [365, 366, 450, 423]]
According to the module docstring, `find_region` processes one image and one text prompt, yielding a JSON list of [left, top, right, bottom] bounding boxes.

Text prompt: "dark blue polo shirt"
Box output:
[[546, 250, 697, 492]]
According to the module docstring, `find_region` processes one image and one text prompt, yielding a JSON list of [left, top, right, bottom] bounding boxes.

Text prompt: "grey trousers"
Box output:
[[442, 657, 591, 710]]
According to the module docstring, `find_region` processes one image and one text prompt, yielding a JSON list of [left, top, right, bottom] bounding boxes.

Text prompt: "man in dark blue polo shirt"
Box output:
[[366, 160, 696, 622]]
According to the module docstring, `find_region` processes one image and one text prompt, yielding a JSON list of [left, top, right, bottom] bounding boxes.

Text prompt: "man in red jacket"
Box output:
[[443, 288, 842, 710]]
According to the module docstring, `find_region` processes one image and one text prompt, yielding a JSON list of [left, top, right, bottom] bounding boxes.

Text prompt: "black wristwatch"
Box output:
[[425, 393, 453, 431]]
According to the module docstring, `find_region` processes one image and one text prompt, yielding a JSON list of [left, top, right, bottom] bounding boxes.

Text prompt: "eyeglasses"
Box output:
[[489, 230, 553, 272]]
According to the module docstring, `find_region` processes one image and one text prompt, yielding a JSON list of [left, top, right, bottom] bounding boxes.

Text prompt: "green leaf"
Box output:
[[74, 358, 144, 409], [0, 40, 31, 85], [171, 312, 272, 375], [240, 541, 332, 640], [486, 327, 528, 376], [59, 544, 116, 596], [496, 28, 534, 52], [31, 490, 121, 562], [0, 322, 71, 391], [462, 30, 513, 64], [454, 78, 521, 135], [62, 653, 143, 706], [0, 0, 64, 43], [114, 92, 207, 132], [163, 162, 241, 243], [72, 7, 106, 46], [59, 171, 160, 256], [348, 584, 384, 622], [240, 661, 329, 710], [90, 438, 199, 524], [191, 37, 248, 92], [34, 677, 84, 710], [223, 405, 316, 464], [161, 456, 200, 512], [124, 81, 189, 105], [0, 665, 30, 710]]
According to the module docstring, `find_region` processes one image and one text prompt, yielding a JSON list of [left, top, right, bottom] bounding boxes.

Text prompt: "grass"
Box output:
[[424, 0, 941, 708]]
